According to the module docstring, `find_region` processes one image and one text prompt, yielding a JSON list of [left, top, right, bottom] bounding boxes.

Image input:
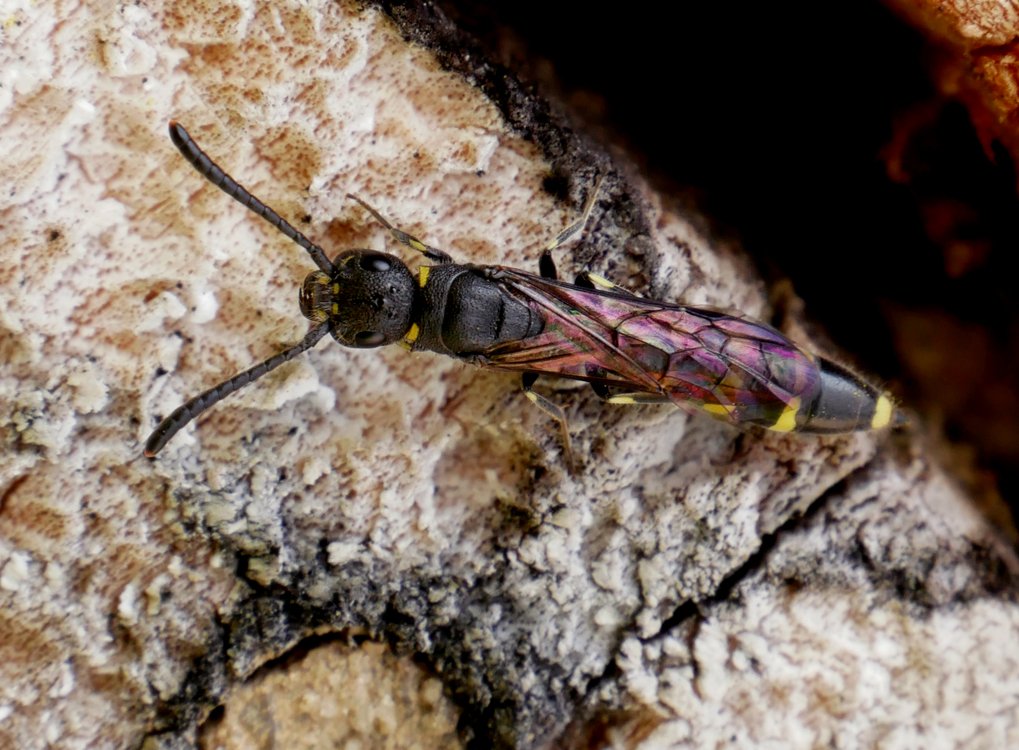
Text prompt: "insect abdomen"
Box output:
[[797, 358, 895, 433]]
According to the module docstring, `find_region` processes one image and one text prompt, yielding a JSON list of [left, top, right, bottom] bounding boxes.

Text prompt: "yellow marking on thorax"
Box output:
[[871, 394, 893, 430], [771, 397, 801, 432], [331, 303, 339, 315], [404, 322, 420, 346], [418, 266, 431, 287]]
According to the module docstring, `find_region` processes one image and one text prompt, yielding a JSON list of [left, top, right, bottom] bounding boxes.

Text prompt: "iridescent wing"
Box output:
[[480, 267, 822, 431]]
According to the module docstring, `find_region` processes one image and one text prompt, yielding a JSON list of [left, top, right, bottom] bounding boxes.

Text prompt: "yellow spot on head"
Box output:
[[404, 322, 420, 344], [771, 397, 801, 433], [418, 266, 430, 287], [871, 394, 893, 430]]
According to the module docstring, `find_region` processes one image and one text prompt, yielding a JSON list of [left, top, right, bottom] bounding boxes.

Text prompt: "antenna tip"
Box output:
[[144, 430, 166, 458], [168, 120, 189, 146]]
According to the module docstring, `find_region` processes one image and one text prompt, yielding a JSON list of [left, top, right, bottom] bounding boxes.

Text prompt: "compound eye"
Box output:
[[360, 255, 392, 272], [353, 330, 386, 347]]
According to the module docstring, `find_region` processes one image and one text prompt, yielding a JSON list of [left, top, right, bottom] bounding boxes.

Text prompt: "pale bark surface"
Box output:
[[0, 2, 1015, 749]]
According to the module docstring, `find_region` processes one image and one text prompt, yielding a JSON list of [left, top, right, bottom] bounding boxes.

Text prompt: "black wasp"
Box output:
[[145, 122, 898, 461]]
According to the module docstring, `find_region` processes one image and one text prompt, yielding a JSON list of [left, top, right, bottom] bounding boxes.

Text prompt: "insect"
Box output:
[[144, 121, 899, 461]]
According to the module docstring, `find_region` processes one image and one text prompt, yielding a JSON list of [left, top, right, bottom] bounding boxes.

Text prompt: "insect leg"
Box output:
[[537, 175, 605, 276], [521, 372, 575, 471], [574, 271, 640, 297], [539, 252, 558, 280], [345, 194, 453, 264], [589, 381, 669, 404]]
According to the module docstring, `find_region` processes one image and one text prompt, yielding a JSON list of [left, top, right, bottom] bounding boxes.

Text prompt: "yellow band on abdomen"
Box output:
[[871, 394, 893, 430], [771, 397, 801, 432]]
